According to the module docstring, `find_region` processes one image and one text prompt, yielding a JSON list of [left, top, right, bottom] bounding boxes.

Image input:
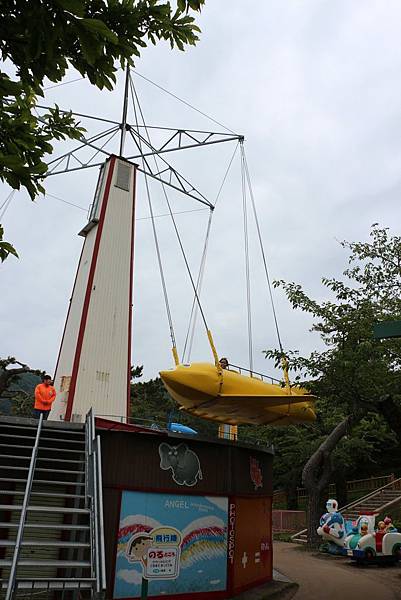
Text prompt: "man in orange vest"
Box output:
[[34, 375, 56, 420]]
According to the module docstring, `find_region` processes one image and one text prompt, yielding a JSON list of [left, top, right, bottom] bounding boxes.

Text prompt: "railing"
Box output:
[[227, 363, 282, 385], [5, 414, 43, 600], [273, 510, 306, 533], [291, 476, 401, 542], [95, 413, 165, 427], [339, 476, 401, 516], [86, 409, 107, 598], [275, 473, 398, 505], [94, 413, 272, 450]]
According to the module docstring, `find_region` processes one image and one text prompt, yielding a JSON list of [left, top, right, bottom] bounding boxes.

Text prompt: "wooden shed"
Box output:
[[97, 419, 273, 599]]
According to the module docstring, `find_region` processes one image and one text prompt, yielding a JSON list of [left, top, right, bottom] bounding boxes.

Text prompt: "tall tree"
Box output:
[[0, 356, 43, 416], [0, 0, 205, 259], [0, 357, 43, 397], [265, 225, 401, 544]]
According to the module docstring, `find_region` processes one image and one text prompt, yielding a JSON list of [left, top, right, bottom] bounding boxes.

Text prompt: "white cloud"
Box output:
[[117, 569, 143, 585], [1, 0, 401, 388], [119, 514, 160, 530]]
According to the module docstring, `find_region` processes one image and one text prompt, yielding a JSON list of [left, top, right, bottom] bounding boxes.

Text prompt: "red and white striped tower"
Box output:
[[51, 155, 137, 422]]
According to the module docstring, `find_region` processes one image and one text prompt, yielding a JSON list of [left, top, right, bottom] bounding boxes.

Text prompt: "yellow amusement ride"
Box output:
[[153, 144, 316, 430], [131, 92, 316, 430]]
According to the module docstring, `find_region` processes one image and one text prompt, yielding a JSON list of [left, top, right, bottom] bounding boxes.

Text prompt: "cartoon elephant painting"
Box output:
[[159, 443, 203, 487]]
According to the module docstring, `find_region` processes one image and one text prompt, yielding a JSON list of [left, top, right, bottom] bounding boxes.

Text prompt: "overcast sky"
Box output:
[[1, 0, 401, 383]]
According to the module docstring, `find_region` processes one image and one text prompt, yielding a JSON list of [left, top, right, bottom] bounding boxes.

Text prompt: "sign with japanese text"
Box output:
[[127, 526, 181, 580]]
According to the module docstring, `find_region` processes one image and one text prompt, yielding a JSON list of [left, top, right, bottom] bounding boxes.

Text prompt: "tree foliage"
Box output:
[[0, 224, 18, 262], [130, 375, 218, 437], [0, 356, 43, 417], [0, 0, 205, 260], [263, 225, 401, 543]]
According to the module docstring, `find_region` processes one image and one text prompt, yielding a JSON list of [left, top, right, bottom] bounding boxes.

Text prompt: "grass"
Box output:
[[273, 533, 295, 543]]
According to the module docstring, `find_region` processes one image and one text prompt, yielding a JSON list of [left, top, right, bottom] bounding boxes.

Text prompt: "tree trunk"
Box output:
[[302, 415, 354, 547], [0, 366, 30, 396], [379, 394, 401, 440], [306, 490, 323, 546]]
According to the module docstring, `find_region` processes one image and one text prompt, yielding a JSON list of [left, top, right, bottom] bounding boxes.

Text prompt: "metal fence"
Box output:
[[273, 473, 397, 507], [272, 510, 306, 533]]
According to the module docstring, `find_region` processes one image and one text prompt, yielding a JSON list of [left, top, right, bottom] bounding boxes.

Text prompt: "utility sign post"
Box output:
[[373, 321, 401, 340]]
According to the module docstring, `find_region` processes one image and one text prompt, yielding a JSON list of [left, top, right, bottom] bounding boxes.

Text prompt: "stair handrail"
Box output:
[[86, 408, 106, 598], [96, 435, 107, 592], [339, 476, 401, 514], [5, 414, 44, 600], [291, 476, 401, 542]]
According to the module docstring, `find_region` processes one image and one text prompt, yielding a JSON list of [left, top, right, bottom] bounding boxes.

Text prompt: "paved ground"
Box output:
[[273, 542, 401, 600]]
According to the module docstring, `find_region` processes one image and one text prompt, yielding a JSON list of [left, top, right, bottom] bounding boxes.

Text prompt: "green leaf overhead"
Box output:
[[0, 0, 205, 259]]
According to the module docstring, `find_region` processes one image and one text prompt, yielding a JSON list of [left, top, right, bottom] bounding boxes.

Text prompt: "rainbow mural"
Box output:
[[114, 492, 228, 598]]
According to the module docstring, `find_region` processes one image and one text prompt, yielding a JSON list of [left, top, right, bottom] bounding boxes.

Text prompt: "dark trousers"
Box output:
[[33, 408, 50, 420]]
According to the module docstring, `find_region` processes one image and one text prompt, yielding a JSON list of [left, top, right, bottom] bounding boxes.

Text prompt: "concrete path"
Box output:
[[273, 542, 401, 600]]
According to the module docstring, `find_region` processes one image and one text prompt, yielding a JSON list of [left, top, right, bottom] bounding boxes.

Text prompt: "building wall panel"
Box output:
[[51, 157, 137, 422], [73, 160, 136, 421], [230, 497, 272, 594]]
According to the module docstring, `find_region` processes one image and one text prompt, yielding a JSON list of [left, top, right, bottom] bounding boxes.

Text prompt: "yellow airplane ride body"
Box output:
[[160, 362, 316, 426]]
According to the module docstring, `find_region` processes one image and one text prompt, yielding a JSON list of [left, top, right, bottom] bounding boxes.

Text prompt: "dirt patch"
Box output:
[[273, 541, 401, 600]]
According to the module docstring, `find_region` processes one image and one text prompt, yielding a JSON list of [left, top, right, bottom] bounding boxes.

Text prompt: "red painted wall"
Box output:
[[230, 497, 273, 595]]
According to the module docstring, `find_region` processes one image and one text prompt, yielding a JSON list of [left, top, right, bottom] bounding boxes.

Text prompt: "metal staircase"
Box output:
[[0, 410, 105, 599], [291, 477, 401, 544]]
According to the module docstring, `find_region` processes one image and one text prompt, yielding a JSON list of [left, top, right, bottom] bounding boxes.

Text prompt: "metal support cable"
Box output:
[[242, 147, 284, 354], [129, 76, 211, 338], [182, 209, 213, 362], [0, 190, 16, 221], [145, 163, 178, 351], [130, 82, 177, 351], [240, 144, 253, 372], [132, 70, 237, 135], [183, 142, 240, 363]]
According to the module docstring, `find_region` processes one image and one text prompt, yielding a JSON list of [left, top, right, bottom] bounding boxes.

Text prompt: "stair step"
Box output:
[[0, 455, 84, 464], [1, 578, 95, 590], [34, 479, 85, 487], [0, 422, 84, 436], [0, 433, 34, 442], [0, 432, 85, 446], [35, 467, 85, 475], [0, 465, 85, 475], [37, 456, 85, 464], [0, 522, 89, 531], [0, 478, 85, 487], [0, 444, 84, 455], [0, 540, 90, 548], [39, 437, 85, 445], [39, 446, 84, 455], [0, 444, 33, 452], [0, 505, 89, 515], [0, 490, 85, 500], [0, 559, 90, 568]]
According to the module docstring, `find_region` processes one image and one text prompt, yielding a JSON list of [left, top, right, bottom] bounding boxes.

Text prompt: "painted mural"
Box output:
[[159, 443, 203, 487], [114, 491, 228, 598]]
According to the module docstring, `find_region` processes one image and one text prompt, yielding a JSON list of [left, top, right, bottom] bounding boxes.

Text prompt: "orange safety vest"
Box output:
[[34, 383, 56, 410]]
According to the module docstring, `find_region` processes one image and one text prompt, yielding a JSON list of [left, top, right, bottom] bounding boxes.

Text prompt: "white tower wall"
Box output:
[[51, 156, 136, 422]]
